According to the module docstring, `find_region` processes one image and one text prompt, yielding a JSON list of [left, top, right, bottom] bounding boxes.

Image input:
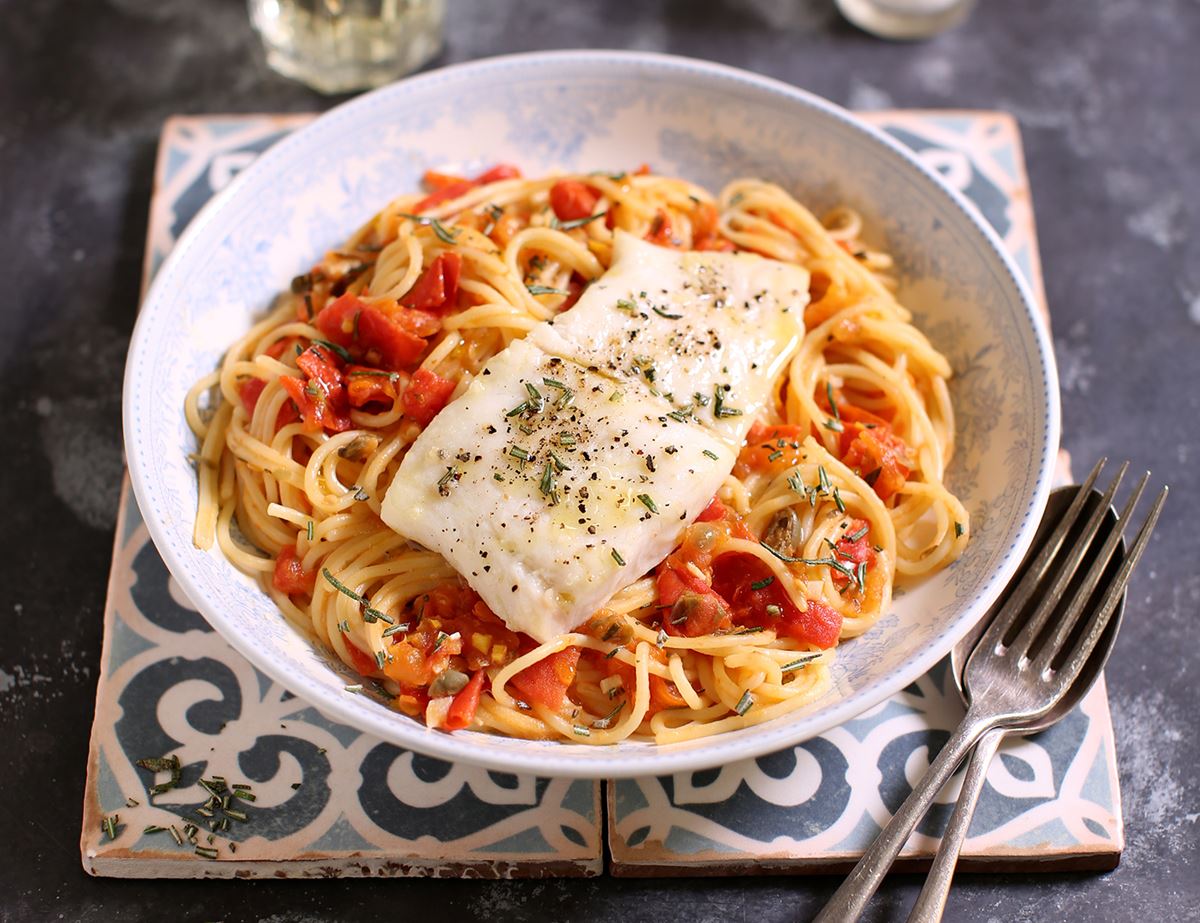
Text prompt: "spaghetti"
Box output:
[[186, 165, 969, 744]]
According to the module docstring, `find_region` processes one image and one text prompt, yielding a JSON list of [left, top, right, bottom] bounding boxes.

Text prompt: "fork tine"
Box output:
[[1031, 471, 1150, 673], [976, 458, 1108, 653], [1051, 485, 1167, 688], [990, 461, 1127, 659]]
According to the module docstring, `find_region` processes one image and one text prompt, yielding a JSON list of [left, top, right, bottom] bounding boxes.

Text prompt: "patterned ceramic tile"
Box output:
[[610, 112, 1118, 876], [83, 115, 601, 878], [83, 110, 1114, 878]]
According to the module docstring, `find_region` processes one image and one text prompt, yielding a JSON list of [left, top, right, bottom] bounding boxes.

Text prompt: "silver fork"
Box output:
[[814, 459, 1167, 923]]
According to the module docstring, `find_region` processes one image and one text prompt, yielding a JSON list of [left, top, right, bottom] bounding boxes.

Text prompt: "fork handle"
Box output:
[[813, 710, 995, 923], [905, 726, 1007, 923]]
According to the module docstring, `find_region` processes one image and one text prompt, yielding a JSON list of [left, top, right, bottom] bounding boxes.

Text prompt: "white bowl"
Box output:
[[123, 51, 1059, 779]]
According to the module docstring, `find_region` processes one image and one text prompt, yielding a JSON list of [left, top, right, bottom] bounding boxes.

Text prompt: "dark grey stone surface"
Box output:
[[1, 0, 1196, 919]]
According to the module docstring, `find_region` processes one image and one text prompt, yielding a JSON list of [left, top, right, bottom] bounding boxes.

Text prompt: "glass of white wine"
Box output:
[[249, 0, 445, 94]]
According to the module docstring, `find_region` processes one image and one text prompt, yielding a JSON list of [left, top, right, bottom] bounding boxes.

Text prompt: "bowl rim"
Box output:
[[123, 49, 1060, 779]]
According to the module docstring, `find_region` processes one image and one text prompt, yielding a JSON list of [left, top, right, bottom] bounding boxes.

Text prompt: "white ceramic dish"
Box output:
[[123, 51, 1059, 779]]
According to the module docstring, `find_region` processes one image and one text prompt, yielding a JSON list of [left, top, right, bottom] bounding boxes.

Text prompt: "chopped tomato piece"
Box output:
[[413, 180, 476, 212], [711, 552, 842, 648], [272, 545, 315, 596], [634, 163, 652, 175], [422, 169, 469, 190], [342, 634, 380, 676], [549, 180, 600, 222], [697, 497, 727, 522], [656, 564, 714, 608], [646, 208, 678, 247], [650, 674, 689, 710], [314, 293, 427, 371], [735, 421, 807, 478], [691, 200, 735, 251], [345, 365, 403, 408], [265, 335, 302, 360], [238, 378, 266, 416], [666, 592, 731, 637], [279, 373, 352, 434], [400, 252, 461, 313], [510, 648, 580, 711], [474, 163, 521, 184], [834, 519, 873, 566], [841, 425, 911, 502], [402, 367, 456, 426], [444, 669, 486, 730]]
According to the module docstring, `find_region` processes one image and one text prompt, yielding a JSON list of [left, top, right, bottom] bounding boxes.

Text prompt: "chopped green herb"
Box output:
[[102, 815, 118, 840], [306, 520, 314, 542], [524, 381, 544, 410], [396, 212, 459, 245], [194, 846, 219, 860], [833, 486, 846, 513], [549, 449, 570, 472], [609, 390, 624, 402], [553, 210, 606, 230], [382, 622, 410, 637], [637, 493, 658, 514], [656, 629, 668, 648], [136, 754, 182, 796], [506, 401, 529, 417], [352, 486, 370, 502], [856, 561, 868, 591], [846, 524, 870, 542], [542, 376, 566, 390], [651, 304, 683, 320], [311, 338, 353, 363], [539, 461, 558, 504], [734, 691, 754, 716], [818, 465, 832, 494], [509, 445, 530, 462], [526, 284, 570, 296], [768, 450, 783, 462], [713, 385, 743, 418], [826, 381, 840, 420], [572, 725, 591, 737], [344, 684, 363, 694], [592, 701, 625, 730], [702, 449, 720, 460], [143, 825, 166, 835], [232, 789, 257, 802], [611, 548, 626, 566], [954, 521, 965, 537], [615, 298, 638, 314], [824, 418, 844, 433], [437, 465, 460, 496], [781, 653, 822, 673], [751, 576, 775, 590]]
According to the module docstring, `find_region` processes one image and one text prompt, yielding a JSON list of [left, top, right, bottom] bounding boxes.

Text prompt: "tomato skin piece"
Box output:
[[736, 421, 806, 477], [510, 648, 580, 711], [549, 180, 600, 222], [646, 208, 678, 247], [697, 497, 726, 522], [238, 378, 266, 416], [272, 545, 316, 596], [842, 425, 910, 502], [475, 163, 521, 184], [400, 253, 461, 313], [413, 180, 475, 212], [402, 367, 457, 426], [710, 552, 843, 648], [444, 669, 486, 730], [656, 565, 712, 608], [345, 365, 403, 408], [314, 293, 428, 371], [342, 633, 380, 676], [279, 374, 352, 434], [650, 674, 688, 710]]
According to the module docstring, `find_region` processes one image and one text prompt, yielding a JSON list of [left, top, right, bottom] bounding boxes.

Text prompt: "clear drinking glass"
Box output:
[[248, 0, 445, 94], [835, 0, 974, 40]]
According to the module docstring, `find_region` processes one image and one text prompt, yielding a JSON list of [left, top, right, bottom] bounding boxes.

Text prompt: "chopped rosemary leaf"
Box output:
[[395, 212, 459, 245], [558, 431, 577, 446], [826, 381, 840, 420], [786, 472, 805, 495], [232, 789, 257, 802], [306, 520, 314, 542], [611, 548, 626, 566], [169, 825, 183, 845], [592, 701, 625, 730], [833, 486, 846, 513], [605, 646, 621, 659], [322, 568, 365, 606], [846, 524, 869, 542], [702, 449, 719, 460], [955, 521, 965, 537], [143, 825, 166, 835], [382, 622, 410, 637], [194, 846, 218, 860], [542, 376, 566, 390], [526, 284, 570, 296], [637, 493, 658, 514], [713, 385, 743, 418], [615, 298, 638, 313], [824, 418, 844, 433], [524, 381, 544, 408], [352, 486, 370, 502], [781, 653, 822, 672], [102, 815, 118, 840], [751, 576, 775, 590], [509, 445, 530, 461], [655, 629, 669, 648], [374, 650, 387, 670], [734, 691, 754, 716], [344, 684, 363, 694], [345, 368, 398, 379], [556, 387, 575, 410], [818, 465, 832, 494], [554, 210, 606, 230], [856, 561, 868, 591], [311, 338, 352, 362], [768, 450, 783, 462], [651, 304, 683, 320], [437, 466, 460, 497], [506, 400, 529, 417], [549, 450, 570, 472], [493, 472, 504, 481], [609, 390, 624, 402], [539, 461, 557, 501], [572, 725, 592, 737]]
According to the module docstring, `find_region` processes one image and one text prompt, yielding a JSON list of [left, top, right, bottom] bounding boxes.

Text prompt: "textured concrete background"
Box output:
[[1, 0, 1197, 920]]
